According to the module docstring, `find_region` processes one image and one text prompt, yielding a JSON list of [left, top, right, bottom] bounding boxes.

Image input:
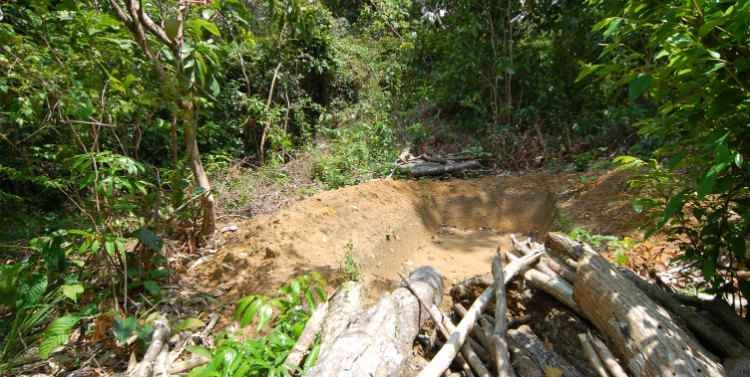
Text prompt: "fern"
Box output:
[[39, 315, 80, 359]]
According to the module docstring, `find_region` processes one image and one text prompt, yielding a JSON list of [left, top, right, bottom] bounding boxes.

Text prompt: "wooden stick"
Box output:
[[492, 255, 516, 377], [131, 318, 170, 377], [588, 333, 628, 377], [507, 249, 581, 315], [284, 302, 329, 370], [454, 304, 492, 352], [578, 333, 609, 377], [398, 274, 478, 377], [417, 251, 542, 377]]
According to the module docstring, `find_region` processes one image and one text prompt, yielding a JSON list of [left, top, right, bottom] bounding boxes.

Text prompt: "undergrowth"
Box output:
[[190, 273, 326, 377]]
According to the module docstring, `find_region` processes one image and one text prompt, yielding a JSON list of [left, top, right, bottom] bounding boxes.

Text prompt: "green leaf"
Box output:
[[628, 74, 652, 102], [174, 317, 205, 333], [113, 317, 138, 344], [698, 162, 729, 198], [186, 345, 212, 359], [40, 315, 80, 358], [135, 228, 162, 252], [61, 284, 84, 303], [256, 304, 273, 330], [143, 280, 161, 296]]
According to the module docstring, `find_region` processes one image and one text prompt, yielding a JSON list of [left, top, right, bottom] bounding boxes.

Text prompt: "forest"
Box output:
[[1, 0, 749, 376]]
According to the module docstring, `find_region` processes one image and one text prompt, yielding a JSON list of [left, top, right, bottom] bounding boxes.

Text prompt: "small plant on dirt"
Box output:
[[341, 242, 360, 282], [191, 273, 326, 377], [552, 210, 574, 233]]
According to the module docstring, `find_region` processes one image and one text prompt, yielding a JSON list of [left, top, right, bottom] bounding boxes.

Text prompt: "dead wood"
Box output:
[[588, 333, 629, 377], [284, 302, 329, 370], [540, 255, 577, 283], [400, 273, 484, 377], [671, 293, 750, 351], [507, 248, 581, 315], [492, 255, 516, 377], [575, 250, 727, 377], [399, 160, 481, 178], [546, 232, 594, 261], [417, 251, 542, 377], [620, 268, 748, 359], [459, 299, 543, 377], [507, 325, 585, 377], [130, 317, 170, 377], [579, 333, 609, 377], [307, 267, 443, 377], [318, 281, 362, 356]]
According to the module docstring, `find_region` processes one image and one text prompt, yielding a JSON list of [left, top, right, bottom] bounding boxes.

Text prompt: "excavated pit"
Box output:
[[197, 175, 557, 303]]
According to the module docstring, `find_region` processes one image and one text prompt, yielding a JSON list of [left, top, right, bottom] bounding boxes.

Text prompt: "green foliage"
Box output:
[[191, 273, 326, 377], [595, 0, 750, 299], [39, 315, 81, 359], [568, 227, 635, 266], [341, 241, 360, 281], [313, 121, 397, 188]]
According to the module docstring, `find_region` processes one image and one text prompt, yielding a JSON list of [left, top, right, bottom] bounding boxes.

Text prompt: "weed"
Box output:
[[341, 242, 360, 282]]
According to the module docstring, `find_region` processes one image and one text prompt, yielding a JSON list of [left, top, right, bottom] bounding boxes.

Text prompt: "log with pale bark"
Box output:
[[546, 232, 593, 261], [579, 333, 609, 377], [621, 268, 749, 359], [318, 281, 362, 356], [306, 267, 443, 377], [398, 160, 481, 178], [588, 333, 629, 377], [507, 246, 581, 315], [492, 255, 515, 377], [417, 251, 542, 377], [575, 250, 727, 377], [284, 302, 329, 370]]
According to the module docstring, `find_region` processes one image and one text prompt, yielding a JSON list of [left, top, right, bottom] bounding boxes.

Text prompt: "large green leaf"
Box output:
[[39, 315, 80, 359], [628, 74, 652, 102]]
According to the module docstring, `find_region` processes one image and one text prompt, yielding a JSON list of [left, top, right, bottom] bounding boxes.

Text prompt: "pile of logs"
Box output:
[[393, 151, 482, 178], [284, 232, 750, 377]]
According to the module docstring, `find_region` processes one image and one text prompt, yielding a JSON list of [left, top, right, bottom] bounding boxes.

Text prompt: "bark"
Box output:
[[507, 325, 585, 377], [285, 302, 329, 370], [575, 251, 726, 377], [507, 249, 580, 315], [318, 282, 362, 356], [621, 269, 748, 358], [130, 318, 170, 377], [540, 255, 577, 283], [579, 333, 609, 377], [182, 99, 216, 237], [306, 267, 443, 377], [546, 232, 592, 261], [428, 305, 491, 377], [417, 252, 541, 377], [588, 333, 629, 377], [492, 255, 515, 377]]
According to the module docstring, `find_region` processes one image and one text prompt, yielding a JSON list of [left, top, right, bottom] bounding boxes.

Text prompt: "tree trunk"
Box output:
[[575, 251, 726, 377], [181, 99, 216, 238], [306, 266, 443, 377]]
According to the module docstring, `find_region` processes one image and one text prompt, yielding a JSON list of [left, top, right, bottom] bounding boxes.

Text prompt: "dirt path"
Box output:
[[193, 174, 567, 304]]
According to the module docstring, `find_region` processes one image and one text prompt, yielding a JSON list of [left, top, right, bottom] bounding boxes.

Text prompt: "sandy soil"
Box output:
[[194, 174, 559, 304]]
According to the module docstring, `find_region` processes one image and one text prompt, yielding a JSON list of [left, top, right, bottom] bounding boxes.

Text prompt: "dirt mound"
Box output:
[[195, 175, 557, 303]]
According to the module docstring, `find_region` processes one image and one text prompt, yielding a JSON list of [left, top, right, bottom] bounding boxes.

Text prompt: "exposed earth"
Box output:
[[188, 168, 649, 306]]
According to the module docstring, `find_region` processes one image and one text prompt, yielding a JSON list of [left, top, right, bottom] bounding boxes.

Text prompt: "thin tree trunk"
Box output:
[[182, 99, 216, 237]]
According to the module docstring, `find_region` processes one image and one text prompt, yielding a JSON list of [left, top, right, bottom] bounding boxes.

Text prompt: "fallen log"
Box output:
[[621, 268, 749, 359], [306, 267, 442, 377], [318, 281, 361, 356], [462, 303, 543, 377], [540, 255, 577, 283], [588, 333, 628, 377], [417, 251, 542, 377], [401, 273, 487, 377], [128, 317, 170, 377], [399, 160, 481, 178], [507, 325, 585, 377], [578, 333, 609, 377], [575, 251, 726, 377], [492, 255, 516, 377], [507, 249, 581, 315], [285, 302, 329, 370], [546, 232, 593, 261]]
